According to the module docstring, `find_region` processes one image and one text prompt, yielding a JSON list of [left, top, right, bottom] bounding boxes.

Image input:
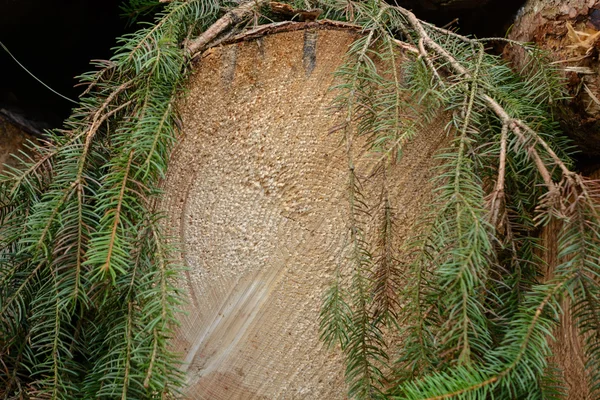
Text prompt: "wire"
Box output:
[[0, 39, 79, 104]]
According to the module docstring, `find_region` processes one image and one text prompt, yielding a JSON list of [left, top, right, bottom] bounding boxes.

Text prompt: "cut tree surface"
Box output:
[[540, 163, 600, 400], [162, 26, 448, 398]]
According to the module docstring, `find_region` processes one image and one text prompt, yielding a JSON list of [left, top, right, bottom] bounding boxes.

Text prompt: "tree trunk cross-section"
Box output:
[[162, 27, 449, 399]]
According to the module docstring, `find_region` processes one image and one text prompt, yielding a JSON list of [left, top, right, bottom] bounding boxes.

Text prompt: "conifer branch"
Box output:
[[487, 122, 508, 229], [187, 0, 270, 54], [371, 181, 401, 328], [1, 0, 598, 398], [319, 1, 598, 398]]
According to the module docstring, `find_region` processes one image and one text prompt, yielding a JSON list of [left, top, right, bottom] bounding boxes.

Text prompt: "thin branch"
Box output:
[[488, 122, 508, 228], [482, 94, 555, 188], [417, 38, 445, 87], [101, 150, 135, 276], [187, 0, 270, 55]]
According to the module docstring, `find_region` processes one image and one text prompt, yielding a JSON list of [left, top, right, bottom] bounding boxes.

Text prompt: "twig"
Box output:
[[488, 123, 508, 228], [389, 5, 576, 192], [421, 19, 475, 45], [512, 119, 573, 178], [392, 38, 418, 55], [81, 81, 134, 157], [187, 0, 271, 55], [396, 7, 468, 78], [0, 40, 78, 104], [417, 38, 445, 87], [584, 83, 600, 107], [482, 95, 555, 188], [219, 20, 361, 45]]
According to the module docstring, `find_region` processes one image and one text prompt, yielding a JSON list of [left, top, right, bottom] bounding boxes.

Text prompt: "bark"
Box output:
[[507, 0, 600, 162], [0, 114, 35, 173], [540, 219, 591, 400]]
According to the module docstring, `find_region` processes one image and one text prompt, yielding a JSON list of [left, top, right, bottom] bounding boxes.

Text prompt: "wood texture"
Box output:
[[508, 0, 600, 159], [163, 27, 449, 399], [510, 4, 600, 395], [0, 115, 34, 173]]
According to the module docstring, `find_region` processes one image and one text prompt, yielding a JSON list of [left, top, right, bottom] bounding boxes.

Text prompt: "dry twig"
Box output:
[[187, 0, 270, 55]]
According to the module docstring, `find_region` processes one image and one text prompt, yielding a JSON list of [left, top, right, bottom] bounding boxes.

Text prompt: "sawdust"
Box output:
[[162, 27, 448, 399]]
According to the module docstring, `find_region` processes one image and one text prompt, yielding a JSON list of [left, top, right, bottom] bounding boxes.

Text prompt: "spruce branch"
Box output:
[[0, 1, 221, 396], [487, 122, 508, 229], [371, 181, 402, 328], [318, 1, 598, 398], [320, 267, 353, 349], [385, 4, 575, 190], [1, 0, 598, 398]]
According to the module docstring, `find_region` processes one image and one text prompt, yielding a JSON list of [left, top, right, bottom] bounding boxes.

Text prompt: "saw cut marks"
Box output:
[[162, 27, 447, 399]]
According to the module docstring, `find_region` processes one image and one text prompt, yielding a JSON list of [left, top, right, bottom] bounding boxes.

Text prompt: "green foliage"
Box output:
[[121, 0, 165, 24], [0, 0, 598, 398], [0, 1, 223, 397], [316, 1, 600, 399]]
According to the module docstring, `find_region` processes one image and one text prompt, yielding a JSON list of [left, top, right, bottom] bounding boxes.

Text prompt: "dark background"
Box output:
[[0, 0, 527, 129], [0, 0, 129, 128]]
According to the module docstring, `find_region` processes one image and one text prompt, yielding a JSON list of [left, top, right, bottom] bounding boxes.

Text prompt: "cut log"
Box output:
[[540, 219, 591, 400], [509, 3, 600, 397], [507, 0, 600, 161], [163, 26, 448, 398]]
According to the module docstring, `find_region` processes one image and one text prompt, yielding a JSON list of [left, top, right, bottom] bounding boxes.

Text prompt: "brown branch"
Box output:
[[219, 19, 362, 46], [387, 5, 598, 232], [187, 0, 270, 55], [417, 37, 445, 87], [7, 92, 132, 199], [390, 6, 579, 195], [396, 7, 468, 78], [391, 7, 562, 190], [481, 95, 555, 189], [144, 330, 159, 388], [101, 149, 134, 276], [513, 120, 573, 178], [392, 38, 418, 55], [421, 19, 475, 46], [488, 122, 508, 229]]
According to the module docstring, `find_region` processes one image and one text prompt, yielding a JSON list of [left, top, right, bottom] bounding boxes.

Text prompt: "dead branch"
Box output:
[[482, 94, 555, 189], [488, 123, 508, 229], [187, 0, 589, 215], [187, 0, 270, 55], [417, 38, 445, 87], [390, 5, 575, 193]]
